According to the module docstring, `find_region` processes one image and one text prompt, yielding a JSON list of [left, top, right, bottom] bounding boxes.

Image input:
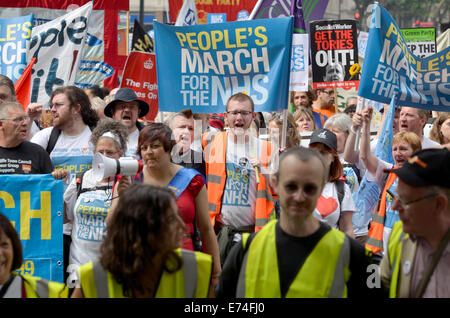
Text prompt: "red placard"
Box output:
[[120, 52, 159, 121], [168, 0, 258, 24]]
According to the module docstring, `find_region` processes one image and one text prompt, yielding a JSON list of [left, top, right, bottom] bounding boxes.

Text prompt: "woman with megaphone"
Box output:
[[63, 118, 129, 288], [107, 123, 221, 289]]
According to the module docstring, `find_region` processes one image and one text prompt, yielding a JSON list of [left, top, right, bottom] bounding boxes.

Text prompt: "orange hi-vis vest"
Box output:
[[365, 171, 398, 254], [202, 131, 276, 232]]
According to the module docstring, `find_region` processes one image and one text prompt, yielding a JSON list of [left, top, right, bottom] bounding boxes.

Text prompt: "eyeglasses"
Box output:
[[387, 189, 438, 209], [321, 90, 335, 96], [97, 150, 118, 157], [0, 115, 30, 124], [115, 103, 139, 111], [226, 111, 252, 117], [50, 102, 68, 109]]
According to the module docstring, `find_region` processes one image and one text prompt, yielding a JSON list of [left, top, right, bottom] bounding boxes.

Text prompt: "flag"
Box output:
[[290, 0, 306, 33], [131, 20, 154, 53], [358, 3, 450, 111], [154, 17, 294, 113], [27, 2, 93, 105], [301, 0, 329, 33], [250, 0, 329, 34], [352, 93, 396, 234], [14, 58, 36, 110], [0, 14, 33, 83], [175, 0, 198, 26], [374, 93, 396, 163]]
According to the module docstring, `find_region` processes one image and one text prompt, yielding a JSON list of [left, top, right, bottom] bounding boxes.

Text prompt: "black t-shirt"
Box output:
[[172, 149, 206, 178], [215, 221, 388, 298], [0, 141, 53, 174]]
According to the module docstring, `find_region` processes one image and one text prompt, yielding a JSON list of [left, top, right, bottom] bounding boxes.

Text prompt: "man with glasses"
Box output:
[[202, 92, 276, 265], [381, 148, 450, 298], [0, 102, 52, 174], [103, 87, 150, 156], [312, 88, 338, 128]]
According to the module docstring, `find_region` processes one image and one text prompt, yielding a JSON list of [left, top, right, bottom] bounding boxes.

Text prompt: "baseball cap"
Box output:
[[104, 87, 149, 118], [309, 128, 337, 152], [385, 148, 450, 188]]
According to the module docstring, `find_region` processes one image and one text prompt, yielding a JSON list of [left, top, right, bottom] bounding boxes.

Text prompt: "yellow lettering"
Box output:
[[186, 32, 199, 50], [211, 30, 223, 50], [428, 57, 439, 71], [20, 191, 51, 240], [6, 24, 16, 41], [254, 26, 268, 46], [235, 28, 248, 47], [22, 21, 32, 39], [224, 30, 236, 48], [176, 32, 187, 47], [386, 23, 398, 39], [0, 191, 15, 208], [417, 61, 426, 72], [198, 31, 211, 50]]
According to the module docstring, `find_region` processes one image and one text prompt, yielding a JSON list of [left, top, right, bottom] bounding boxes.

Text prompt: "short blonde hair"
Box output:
[[392, 131, 422, 152]]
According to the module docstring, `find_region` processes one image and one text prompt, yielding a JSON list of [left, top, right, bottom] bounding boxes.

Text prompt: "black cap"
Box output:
[[309, 128, 337, 152], [104, 87, 149, 118], [385, 148, 450, 188]]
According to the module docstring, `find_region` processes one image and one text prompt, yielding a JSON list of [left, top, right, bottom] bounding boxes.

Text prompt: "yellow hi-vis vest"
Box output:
[[384, 221, 416, 298], [19, 274, 68, 298], [236, 220, 351, 298], [78, 249, 212, 298], [201, 131, 276, 232]]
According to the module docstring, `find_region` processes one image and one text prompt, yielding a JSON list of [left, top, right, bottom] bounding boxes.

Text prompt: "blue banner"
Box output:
[[358, 4, 450, 111], [0, 14, 33, 83], [352, 94, 396, 234], [0, 175, 64, 283], [154, 17, 294, 113]]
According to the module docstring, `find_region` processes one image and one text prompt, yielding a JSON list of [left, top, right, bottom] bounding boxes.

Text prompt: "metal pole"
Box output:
[[139, 0, 144, 26]]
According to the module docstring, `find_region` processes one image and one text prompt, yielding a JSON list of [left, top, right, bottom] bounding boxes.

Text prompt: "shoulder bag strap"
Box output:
[[415, 228, 450, 298]]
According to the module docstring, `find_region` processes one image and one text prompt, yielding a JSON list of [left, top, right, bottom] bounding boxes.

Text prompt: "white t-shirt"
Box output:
[[31, 126, 94, 187], [64, 169, 112, 270], [31, 126, 94, 235], [422, 136, 440, 149], [125, 128, 139, 157], [313, 181, 355, 229], [29, 120, 41, 139], [220, 135, 265, 228]]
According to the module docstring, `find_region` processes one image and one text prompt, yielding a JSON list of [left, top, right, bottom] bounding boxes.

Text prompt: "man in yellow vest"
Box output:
[[380, 148, 450, 298], [202, 93, 276, 265], [215, 147, 385, 297]]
